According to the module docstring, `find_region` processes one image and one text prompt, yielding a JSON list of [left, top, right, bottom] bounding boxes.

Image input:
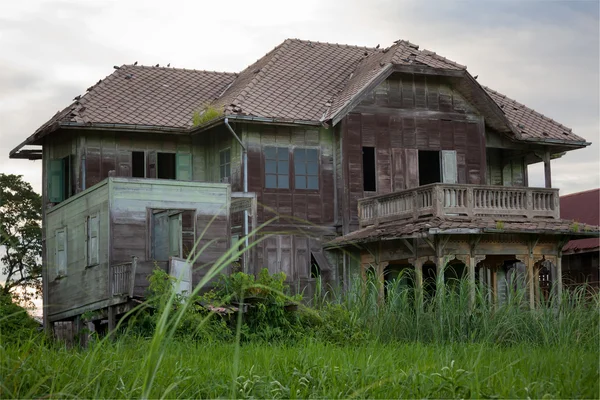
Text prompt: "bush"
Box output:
[[0, 291, 40, 342]]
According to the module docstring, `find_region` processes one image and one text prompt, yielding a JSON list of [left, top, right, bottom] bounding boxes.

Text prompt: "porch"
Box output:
[[359, 183, 560, 228], [330, 184, 598, 309]]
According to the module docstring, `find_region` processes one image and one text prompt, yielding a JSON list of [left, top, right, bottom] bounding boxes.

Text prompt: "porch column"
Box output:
[[556, 254, 563, 304], [526, 255, 535, 309], [543, 150, 552, 188], [468, 255, 476, 310], [412, 257, 424, 310], [377, 261, 389, 303]]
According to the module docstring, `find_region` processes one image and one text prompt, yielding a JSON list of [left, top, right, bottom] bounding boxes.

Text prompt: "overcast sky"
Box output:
[[1, 0, 598, 195]]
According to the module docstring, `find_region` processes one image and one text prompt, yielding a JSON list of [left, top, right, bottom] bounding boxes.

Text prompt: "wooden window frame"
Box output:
[[85, 213, 100, 267], [219, 148, 231, 183], [293, 147, 319, 191], [264, 146, 290, 190], [148, 208, 196, 262], [55, 227, 68, 279]]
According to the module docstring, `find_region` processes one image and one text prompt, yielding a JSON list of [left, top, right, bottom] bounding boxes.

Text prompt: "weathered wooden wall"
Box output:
[[341, 73, 487, 232], [45, 180, 110, 319], [109, 178, 231, 296]]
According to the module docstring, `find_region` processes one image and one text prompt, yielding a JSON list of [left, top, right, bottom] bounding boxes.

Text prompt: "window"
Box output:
[[265, 147, 289, 189], [362, 147, 376, 191], [294, 148, 319, 190], [48, 156, 71, 203], [152, 209, 195, 261], [419, 150, 441, 186], [220, 149, 231, 183], [157, 153, 176, 179], [418, 150, 457, 186], [55, 227, 67, 277], [86, 214, 100, 266], [132, 151, 145, 178]]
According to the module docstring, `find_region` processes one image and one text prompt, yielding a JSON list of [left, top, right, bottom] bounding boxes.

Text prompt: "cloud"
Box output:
[[1, 0, 598, 197]]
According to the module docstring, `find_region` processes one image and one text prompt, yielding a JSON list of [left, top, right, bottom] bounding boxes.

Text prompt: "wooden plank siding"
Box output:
[[108, 178, 231, 295], [45, 180, 111, 320], [341, 73, 488, 233]]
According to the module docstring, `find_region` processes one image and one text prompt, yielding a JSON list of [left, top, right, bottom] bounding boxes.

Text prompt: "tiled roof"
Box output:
[[560, 189, 600, 252], [25, 39, 586, 146], [327, 216, 600, 247], [32, 65, 237, 135], [483, 86, 586, 143]]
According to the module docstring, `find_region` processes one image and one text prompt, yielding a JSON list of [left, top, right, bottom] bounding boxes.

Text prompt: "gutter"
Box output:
[[223, 118, 250, 273]]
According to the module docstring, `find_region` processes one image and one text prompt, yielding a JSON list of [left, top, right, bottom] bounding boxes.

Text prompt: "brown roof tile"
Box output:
[[327, 216, 600, 247], [560, 189, 600, 252], [23, 38, 586, 148]]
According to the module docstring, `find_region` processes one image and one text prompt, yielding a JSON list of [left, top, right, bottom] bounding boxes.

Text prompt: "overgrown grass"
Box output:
[[1, 227, 598, 398], [1, 337, 598, 398]]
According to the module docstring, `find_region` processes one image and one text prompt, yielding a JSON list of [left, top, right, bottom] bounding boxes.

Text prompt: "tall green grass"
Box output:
[[1, 223, 598, 398]]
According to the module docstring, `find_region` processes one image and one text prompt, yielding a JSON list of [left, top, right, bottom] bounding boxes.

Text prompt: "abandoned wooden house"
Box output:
[[9, 38, 599, 333]]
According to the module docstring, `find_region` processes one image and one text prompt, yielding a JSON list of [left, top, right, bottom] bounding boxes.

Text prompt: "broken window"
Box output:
[[310, 254, 321, 279], [418, 150, 441, 185], [86, 213, 100, 266], [132, 151, 145, 178], [157, 153, 176, 179], [55, 227, 67, 277], [294, 148, 319, 190], [418, 150, 457, 186], [48, 156, 71, 203], [220, 148, 231, 183], [265, 147, 289, 189], [362, 147, 376, 191], [152, 209, 195, 261]]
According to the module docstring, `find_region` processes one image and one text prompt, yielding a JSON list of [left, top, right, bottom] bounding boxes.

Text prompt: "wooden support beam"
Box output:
[[543, 150, 552, 188], [412, 257, 424, 311], [468, 255, 476, 310], [107, 305, 116, 338]]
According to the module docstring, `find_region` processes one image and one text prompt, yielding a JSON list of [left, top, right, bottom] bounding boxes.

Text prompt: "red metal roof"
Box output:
[[560, 189, 600, 253]]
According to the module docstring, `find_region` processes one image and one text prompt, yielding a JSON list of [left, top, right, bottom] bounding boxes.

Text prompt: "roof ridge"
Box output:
[[122, 65, 237, 75], [419, 48, 466, 69], [482, 85, 573, 132], [286, 37, 376, 51]]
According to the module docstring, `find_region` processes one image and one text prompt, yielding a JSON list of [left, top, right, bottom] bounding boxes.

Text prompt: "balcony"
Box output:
[[358, 184, 559, 228]]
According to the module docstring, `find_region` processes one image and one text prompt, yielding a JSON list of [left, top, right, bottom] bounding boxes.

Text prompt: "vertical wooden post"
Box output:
[[525, 255, 535, 309], [107, 305, 116, 338], [468, 255, 476, 310], [556, 253, 563, 304], [543, 150, 552, 188], [413, 258, 424, 311]]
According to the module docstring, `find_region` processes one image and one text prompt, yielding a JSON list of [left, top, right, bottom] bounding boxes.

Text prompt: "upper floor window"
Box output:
[[265, 147, 289, 189], [220, 148, 231, 183], [294, 148, 319, 190]]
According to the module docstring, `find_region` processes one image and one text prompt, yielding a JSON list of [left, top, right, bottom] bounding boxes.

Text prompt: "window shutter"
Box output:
[[55, 228, 67, 276], [147, 151, 157, 179], [152, 211, 170, 261], [181, 210, 195, 260], [176, 153, 193, 181], [49, 159, 64, 203], [441, 150, 458, 184], [168, 213, 182, 258], [117, 150, 132, 177], [88, 214, 99, 265]]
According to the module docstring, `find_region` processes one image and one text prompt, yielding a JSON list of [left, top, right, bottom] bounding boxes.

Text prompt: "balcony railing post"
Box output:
[[466, 187, 474, 217], [374, 200, 380, 227], [525, 189, 533, 219], [412, 191, 418, 219], [433, 185, 441, 216]]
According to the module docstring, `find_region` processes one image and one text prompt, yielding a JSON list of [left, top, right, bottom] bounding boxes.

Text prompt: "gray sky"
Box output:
[[1, 0, 598, 195]]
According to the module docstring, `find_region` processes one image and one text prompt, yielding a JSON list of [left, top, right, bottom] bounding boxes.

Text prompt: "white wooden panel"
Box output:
[[169, 257, 192, 296], [441, 150, 457, 184]]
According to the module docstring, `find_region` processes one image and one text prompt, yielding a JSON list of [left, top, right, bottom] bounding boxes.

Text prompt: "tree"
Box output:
[[0, 174, 42, 304]]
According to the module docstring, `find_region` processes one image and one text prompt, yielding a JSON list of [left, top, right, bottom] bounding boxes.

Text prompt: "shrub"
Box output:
[[0, 291, 40, 342]]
